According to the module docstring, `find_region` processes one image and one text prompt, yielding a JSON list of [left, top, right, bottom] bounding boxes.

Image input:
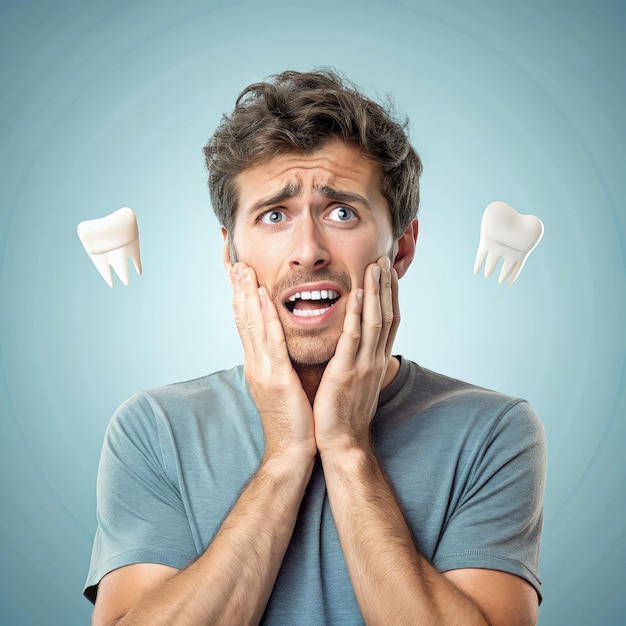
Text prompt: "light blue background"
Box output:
[[1, 1, 624, 623]]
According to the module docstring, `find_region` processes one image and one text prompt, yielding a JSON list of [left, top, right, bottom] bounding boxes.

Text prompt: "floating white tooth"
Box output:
[[474, 202, 544, 286], [77, 207, 142, 288]]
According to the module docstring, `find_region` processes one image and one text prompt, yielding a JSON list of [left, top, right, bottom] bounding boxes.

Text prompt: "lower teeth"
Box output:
[[293, 307, 330, 317]]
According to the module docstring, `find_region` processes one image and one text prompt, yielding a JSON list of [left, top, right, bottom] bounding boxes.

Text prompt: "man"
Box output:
[[85, 70, 546, 625]]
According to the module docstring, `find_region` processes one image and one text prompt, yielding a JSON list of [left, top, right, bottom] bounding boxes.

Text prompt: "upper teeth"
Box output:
[[288, 289, 339, 302]]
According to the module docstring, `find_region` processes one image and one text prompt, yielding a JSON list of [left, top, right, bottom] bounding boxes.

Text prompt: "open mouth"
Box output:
[[285, 289, 340, 318]]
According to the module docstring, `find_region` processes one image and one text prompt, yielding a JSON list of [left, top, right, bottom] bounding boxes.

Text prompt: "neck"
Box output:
[[293, 363, 326, 405], [294, 356, 401, 405]]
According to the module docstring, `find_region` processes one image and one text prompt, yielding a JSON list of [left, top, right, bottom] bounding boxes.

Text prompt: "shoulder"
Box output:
[[142, 364, 247, 406], [403, 358, 540, 414], [114, 365, 246, 417], [384, 358, 545, 453], [106, 365, 251, 444]]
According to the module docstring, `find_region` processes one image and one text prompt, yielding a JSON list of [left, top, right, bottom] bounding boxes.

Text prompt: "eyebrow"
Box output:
[[248, 182, 373, 214], [249, 182, 302, 213], [315, 184, 374, 211]]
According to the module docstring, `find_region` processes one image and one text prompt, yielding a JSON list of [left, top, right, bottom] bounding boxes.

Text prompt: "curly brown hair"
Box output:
[[203, 69, 422, 240]]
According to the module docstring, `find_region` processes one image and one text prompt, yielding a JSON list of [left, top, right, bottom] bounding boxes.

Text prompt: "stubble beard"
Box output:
[[270, 267, 351, 370], [274, 293, 343, 368], [283, 329, 337, 369]]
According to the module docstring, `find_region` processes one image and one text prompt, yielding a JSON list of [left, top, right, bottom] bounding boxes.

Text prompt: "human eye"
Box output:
[[328, 206, 357, 223], [259, 209, 287, 225]]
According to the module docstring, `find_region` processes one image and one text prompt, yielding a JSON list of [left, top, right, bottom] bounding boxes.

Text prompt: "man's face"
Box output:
[[225, 140, 398, 368]]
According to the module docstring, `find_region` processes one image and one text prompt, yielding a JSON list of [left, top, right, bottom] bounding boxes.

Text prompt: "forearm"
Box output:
[[118, 454, 314, 626], [321, 446, 489, 626]]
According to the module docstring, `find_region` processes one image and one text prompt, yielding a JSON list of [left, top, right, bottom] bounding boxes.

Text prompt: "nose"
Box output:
[[288, 214, 330, 271]]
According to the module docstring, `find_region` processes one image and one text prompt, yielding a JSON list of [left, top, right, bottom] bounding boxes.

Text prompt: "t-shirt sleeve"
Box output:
[[83, 393, 197, 604], [433, 399, 547, 601]]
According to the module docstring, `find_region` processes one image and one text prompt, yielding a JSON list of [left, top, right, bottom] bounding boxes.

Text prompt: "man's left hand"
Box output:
[[313, 256, 399, 454]]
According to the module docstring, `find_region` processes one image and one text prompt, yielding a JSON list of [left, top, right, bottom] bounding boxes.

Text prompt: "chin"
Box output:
[[286, 334, 338, 368]]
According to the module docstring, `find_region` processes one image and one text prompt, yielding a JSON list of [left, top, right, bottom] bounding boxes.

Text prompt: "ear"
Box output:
[[221, 227, 232, 269], [392, 219, 418, 279]]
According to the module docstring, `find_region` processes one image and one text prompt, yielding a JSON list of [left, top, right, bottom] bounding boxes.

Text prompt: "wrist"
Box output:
[[318, 441, 377, 475], [316, 422, 375, 458], [260, 447, 316, 483]]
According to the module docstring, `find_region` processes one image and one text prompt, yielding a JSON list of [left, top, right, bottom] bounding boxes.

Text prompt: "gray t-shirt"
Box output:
[[85, 357, 546, 623]]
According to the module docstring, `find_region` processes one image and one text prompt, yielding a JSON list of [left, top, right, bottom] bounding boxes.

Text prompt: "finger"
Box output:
[[230, 262, 253, 350], [358, 259, 385, 358], [230, 263, 266, 363], [239, 265, 268, 361], [385, 268, 400, 359], [330, 287, 364, 370], [377, 257, 394, 359], [257, 286, 292, 375]]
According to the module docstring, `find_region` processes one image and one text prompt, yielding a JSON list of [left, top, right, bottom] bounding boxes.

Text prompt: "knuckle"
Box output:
[[371, 319, 384, 333], [373, 352, 386, 367], [234, 314, 247, 332], [267, 343, 286, 363], [246, 319, 259, 336], [346, 328, 361, 344]]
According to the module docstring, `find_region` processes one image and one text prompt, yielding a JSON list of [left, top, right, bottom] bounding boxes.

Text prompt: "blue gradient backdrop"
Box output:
[[1, 1, 624, 623]]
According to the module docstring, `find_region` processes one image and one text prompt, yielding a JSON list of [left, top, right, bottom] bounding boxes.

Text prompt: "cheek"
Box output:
[[239, 253, 279, 293], [232, 234, 275, 272], [354, 240, 389, 270]]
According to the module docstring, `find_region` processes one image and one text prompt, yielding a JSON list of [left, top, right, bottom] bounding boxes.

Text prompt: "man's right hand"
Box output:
[[229, 262, 317, 462], [94, 264, 316, 625]]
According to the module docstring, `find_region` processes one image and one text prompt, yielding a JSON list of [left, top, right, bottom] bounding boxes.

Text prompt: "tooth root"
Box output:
[[109, 244, 132, 285], [88, 253, 115, 288], [498, 256, 518, 285], [484, 250, 500, 278], [474, 243, 488, 275], [77, 208, 142, 287], [507, 261, 525, 286], [126, 238, 142, 275]]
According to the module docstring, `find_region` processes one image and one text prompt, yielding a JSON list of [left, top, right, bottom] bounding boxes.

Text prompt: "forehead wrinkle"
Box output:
[[249, 181, 302, 213]]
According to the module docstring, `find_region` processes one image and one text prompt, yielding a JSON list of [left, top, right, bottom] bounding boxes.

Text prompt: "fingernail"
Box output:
[[372, 265, 381, 281], [381, 257, 391, 271], [356, 288, 363, 303]]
